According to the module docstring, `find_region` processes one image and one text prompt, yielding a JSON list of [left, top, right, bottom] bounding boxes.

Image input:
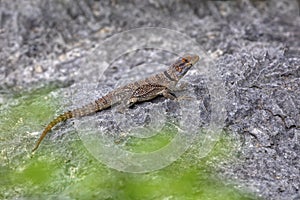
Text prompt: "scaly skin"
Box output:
[[32, 54, 199, 152]]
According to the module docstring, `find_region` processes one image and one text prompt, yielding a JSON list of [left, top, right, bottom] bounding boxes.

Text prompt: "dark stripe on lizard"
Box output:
[[164, 71, 177, 82]]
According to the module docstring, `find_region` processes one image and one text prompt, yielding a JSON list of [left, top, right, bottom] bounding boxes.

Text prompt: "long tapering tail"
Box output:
[[32, 111, 73, 152], [32, 97, 110, 152]]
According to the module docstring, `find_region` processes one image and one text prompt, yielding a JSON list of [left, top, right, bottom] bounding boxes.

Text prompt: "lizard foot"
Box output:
[[175, 81, 189, 91], [175, 95, 195, 101]]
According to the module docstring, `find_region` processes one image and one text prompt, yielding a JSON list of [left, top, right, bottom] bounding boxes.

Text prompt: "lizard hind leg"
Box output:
[[127, 97, 139, 108], [115, 97, 138, 114]]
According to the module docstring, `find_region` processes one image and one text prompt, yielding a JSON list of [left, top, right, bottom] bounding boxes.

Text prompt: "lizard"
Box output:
[[32, 54, 199, 152]]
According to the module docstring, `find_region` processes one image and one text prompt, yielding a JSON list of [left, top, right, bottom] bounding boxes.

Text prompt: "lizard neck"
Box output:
[[159, 68, 179, 89], [165, 68, 180, 83]]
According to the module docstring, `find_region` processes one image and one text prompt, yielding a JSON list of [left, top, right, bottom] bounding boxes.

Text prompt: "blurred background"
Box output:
[[0, 1, 299, 199]]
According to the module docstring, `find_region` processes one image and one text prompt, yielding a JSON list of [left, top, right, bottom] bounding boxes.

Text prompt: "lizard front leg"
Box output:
[[164, 87, 194, 102], [123, 85, 178, 110], [161, 89, 177, 100]]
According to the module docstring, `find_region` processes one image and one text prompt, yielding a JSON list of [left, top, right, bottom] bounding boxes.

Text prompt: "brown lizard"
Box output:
[[32, 54, 199, 152]]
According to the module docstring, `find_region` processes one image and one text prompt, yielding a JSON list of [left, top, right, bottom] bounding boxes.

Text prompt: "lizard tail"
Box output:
[[32, 111, 73, 152], [32, 97, 110, 152]]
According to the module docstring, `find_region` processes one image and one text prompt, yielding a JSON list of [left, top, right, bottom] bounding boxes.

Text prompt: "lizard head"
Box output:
[[171, 54, 199, 79]]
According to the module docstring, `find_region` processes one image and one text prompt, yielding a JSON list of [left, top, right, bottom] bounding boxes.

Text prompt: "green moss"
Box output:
[[123, 125, 176, 153], [0, 85, 259, 200]]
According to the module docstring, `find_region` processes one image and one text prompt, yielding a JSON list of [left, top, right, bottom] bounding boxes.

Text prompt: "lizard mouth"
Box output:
[[190, 55, 199, 65]]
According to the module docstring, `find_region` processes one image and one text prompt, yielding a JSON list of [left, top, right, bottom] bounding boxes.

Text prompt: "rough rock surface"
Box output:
[[0, 0, 299, 199]]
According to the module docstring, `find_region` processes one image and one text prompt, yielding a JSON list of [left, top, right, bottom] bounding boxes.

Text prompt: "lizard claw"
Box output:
[[116, 107, 126, 114]]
